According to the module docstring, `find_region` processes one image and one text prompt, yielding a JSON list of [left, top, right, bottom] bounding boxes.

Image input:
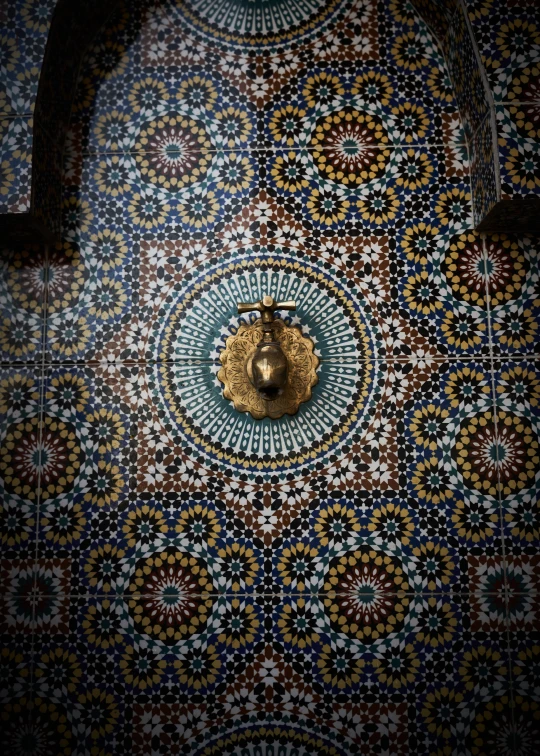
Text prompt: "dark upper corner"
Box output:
[[0, 0, 123, 247], [405, 0, 540, 236], [1, 0, 539, 245]]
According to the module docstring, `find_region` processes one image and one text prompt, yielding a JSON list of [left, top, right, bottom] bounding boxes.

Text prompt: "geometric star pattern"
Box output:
[[1, 1, 539, 754]]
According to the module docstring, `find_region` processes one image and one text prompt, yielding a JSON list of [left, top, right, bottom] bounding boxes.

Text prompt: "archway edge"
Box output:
[[410, 0, 540, 234], [0, 0, 122, 246], [2, 0, 539, 244]]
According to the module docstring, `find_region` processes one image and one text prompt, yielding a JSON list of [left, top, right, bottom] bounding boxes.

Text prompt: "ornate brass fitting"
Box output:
[[239, 295, 296, 401], [218, 294, 319, 420]]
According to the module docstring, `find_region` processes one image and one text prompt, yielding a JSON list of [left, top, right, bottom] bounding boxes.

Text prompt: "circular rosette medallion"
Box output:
[[194, 722, 350, 755], [322, 548, 411, 644], [127, 549, 215, 645], [309, 109, 391, 185], [442, 232, 528, 309], [134, 114, 212, 190], [0, 415, 84, 501], [148, 251, 381, 479], [0, 699, 73, 756], [467, 696, 540, 756], [452, 410, 539, 498], [169, 0, 348, 52]]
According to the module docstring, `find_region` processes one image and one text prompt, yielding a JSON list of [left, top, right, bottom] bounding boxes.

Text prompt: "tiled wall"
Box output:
[[0, 0, 124, 241], [467, 0, 540, 203], [1, 1, 539, 754], [411, 0, 540, 230], [1, 0, 56, 215]]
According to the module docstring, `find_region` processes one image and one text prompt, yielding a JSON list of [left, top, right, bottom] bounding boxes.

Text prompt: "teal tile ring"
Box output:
[[151, 248, 380, 363], [146, 249, 383, 478], [165, 0, 349, 52], [149, 359, 378, 477], [184, 718, 352, 755]]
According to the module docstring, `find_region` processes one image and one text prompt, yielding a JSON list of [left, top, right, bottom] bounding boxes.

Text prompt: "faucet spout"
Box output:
[[238, 295, 296, 401]]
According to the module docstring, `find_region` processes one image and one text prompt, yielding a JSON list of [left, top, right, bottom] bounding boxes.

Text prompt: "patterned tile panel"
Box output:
[[15, 358, 502, 597], [45, 138, 488, 363], [0, 245, 45, 363], [0, 0, 55, 227], [470, 111, 499, 226], [489, 235, 540, 355], [0, 367, 41, 569], [35, 364, 134, 595], [466, 1, 540, 223], [0, 116, 33, 214], [17, 590, 514, 756], [467, 0, 540, 101], [440, 2, 490, 142], [496, 359, 540, 561], [0, 0, 56, 117], [2, 0, 540, 754], [413, 0, 540, 229], [496, 104, 540, 200]]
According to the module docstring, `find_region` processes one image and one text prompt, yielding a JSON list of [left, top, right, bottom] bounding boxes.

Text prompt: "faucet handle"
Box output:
[[237, 295, 296, 321]]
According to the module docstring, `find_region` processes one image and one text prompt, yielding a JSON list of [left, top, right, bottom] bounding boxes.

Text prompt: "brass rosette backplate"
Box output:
[[218, 319, 319, 420]]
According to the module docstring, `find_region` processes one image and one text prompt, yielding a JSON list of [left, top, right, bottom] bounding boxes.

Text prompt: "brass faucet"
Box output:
[[237, 295, 296, 401], [218, 292, 318, 419]]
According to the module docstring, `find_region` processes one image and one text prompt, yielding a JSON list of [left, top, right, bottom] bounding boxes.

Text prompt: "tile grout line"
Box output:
[[29, 240, 52, 718], [3, 354, 538, 370], [482, 231, 515, 712], [496, 101, 539, 107], [9, 589, 534, 599], [76, 143, 469, 157], [27, 242, 50, 720]]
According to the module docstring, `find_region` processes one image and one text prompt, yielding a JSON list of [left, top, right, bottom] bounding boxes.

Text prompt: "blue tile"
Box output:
[[1, 116, 33, 214], [0, 246, 45, 363], [489, 236, 540, 355], [441, 5, 490, 141], [5, 0, 536, 747]]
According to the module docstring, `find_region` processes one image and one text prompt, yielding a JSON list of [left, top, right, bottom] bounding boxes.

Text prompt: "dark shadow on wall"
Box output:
[[1, 0, 539, 242], [410, 0, 540, 234], [0, 0, 123, 245]]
